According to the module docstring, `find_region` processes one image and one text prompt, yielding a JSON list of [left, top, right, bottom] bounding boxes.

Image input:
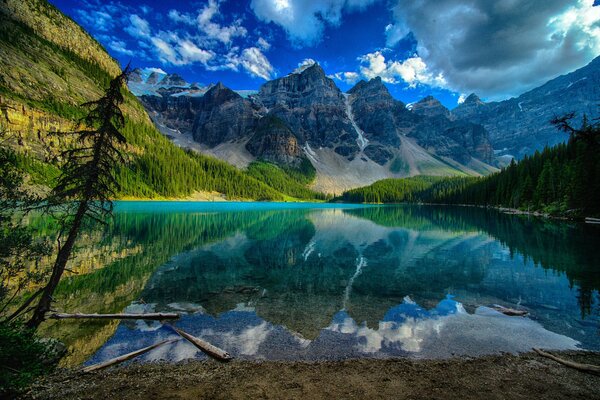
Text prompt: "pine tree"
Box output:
[[27, 68, 130, 329]]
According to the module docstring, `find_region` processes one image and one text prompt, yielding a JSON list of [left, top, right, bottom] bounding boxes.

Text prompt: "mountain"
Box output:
[[453, 56, 600, 159], [0, 0, 291, 201], [136, 64, 497, 193]]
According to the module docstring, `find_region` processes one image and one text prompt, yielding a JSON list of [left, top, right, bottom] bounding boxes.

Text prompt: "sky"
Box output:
[[49, 0, 600, 109]]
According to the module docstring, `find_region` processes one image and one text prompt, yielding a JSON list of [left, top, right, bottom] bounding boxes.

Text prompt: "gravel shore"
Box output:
[[23, 351, 600, 399]]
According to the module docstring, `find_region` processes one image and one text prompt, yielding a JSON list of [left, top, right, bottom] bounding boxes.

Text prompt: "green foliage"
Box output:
[[13, 153, 61, 186], [247, 160, 326, 200], [0, 323, 59, 398], [117, 120, 285, 200], [335, 176, 445, 203], [338, 115, 600, 217], [281, 158, 317, 185], [0, 146, 50, 322], [428, 136, 600, 216]]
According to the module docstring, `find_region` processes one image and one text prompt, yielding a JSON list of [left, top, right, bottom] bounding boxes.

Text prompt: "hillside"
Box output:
[[0, 0, 302, 201]]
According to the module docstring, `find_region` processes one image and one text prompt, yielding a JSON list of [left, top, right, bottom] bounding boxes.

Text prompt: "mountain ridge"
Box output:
[[135, 63, 499, 193]]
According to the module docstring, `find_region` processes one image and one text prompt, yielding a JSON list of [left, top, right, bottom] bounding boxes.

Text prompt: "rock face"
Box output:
[[409, 97, 494, 164], [257, 64, 360, 159], [192, 83, 258, 146], [347, 77, 412, 147], [130, 62, 509, 192], [453, 56, 600, 159], [246, 115, 304, 166]]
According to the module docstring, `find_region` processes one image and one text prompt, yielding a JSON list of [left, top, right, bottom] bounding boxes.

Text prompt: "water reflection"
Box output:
[[32, 203, 599, 364], [86, 296, 578, 364]]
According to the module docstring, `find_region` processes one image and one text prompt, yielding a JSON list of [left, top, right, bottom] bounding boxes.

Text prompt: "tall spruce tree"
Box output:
[[27, 69, 130, 329]]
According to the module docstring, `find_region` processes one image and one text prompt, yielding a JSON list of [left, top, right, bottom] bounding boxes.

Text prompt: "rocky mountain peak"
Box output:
[[463, 93, 483, 105], [348, 76, 389, 97], [411, 96, 450, 118], [203, 82, 240, 102], [162, 73, 187, 86]]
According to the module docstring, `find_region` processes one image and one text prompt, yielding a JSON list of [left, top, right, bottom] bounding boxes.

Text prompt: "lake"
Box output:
[[38, 202, 600, 366]]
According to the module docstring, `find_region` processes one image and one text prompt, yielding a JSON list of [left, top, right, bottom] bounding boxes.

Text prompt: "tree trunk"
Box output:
[[26, 201, 88, 329]]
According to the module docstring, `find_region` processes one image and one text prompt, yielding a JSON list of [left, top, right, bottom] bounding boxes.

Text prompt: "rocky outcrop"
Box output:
[[407, 96, 494, 164], [411, 96, 452, 119], [246, 115, 304, 166], [192, 83, 259, 146], [347, 77, 413, 147], [257, 64, 360, 159]]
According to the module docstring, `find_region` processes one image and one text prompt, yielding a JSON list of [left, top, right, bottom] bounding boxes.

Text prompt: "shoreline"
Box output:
[[24, 350, 600, 399]]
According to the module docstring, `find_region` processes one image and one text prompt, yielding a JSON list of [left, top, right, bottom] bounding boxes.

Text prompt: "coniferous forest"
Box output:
[[337, 114, 600, 217]]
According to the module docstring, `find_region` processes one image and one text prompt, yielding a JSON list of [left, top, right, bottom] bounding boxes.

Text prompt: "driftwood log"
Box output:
[[82, 338, 179, 373], [50, 312, 180, 320], [491, 305, 528, 316], [173, 327, 232, 361], [533, 348, 600, 374]]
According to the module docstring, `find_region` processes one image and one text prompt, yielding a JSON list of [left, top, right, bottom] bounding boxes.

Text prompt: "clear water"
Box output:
[[43, 202, 599, 364]]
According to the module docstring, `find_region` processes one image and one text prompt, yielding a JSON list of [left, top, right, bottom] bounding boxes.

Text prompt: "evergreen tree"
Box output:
[[27, 69, 130, 329]]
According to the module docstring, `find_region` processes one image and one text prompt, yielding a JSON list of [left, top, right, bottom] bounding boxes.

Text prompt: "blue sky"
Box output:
[[50, 0, 600, 109]]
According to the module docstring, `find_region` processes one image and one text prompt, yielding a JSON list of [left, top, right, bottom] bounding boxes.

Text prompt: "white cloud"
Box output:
[[150, 34, 215, 66], [388, 0, 600, 99], [292, 58, 317, 73], [198, 0, 248, 45], [108, 39, 135, 56], [239, 47, 276, 80], [457, 94, 467, 104], [167, 9, 196, 26], [250, 0, 380, 47], [151, 37, 179, 64], [76, 9, 115, 32], [385, 23, 409, 48], [178, 40, 215, 64], [125, 14, 151, 39], [257, 37, 271, 51], [330, 71, 360, 84], [358, 51, 446, 88]]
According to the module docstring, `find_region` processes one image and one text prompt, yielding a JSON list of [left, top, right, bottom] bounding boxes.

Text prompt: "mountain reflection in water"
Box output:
[[36, 202, 598, 364]]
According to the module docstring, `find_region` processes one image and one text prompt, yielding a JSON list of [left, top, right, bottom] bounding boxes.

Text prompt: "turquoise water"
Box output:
[[53, 202, 599, 363]]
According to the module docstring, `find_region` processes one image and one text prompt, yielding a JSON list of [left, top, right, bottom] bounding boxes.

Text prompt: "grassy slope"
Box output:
[[0, 0, 298, 201], [247, 160, 328, 200]]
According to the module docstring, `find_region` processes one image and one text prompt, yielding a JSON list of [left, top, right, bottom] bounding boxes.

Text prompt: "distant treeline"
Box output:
[[336, 116, 600, 216]]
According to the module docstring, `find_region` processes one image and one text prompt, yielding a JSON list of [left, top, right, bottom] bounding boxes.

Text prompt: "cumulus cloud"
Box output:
[[292, 58, 317, 73], [239, 47, 276, 80], [75, 0, 274, 80], [198, 0, 247, 45], [388, 0, 600, 99], [250, 0, 380, 46], [358, 51, 446, 88]]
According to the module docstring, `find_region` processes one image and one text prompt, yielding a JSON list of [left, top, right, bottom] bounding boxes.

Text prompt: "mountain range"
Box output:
[[131, 57, 599, 193], [1, 0, 598, 198]]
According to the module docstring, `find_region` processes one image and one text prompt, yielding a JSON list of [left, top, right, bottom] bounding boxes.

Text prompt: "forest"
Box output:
[[337, 114, 600, 217]]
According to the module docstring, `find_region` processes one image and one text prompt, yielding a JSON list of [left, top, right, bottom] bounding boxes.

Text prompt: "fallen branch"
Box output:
[[491, 305, 528, 317], [49, 312, 180, 320], [533, 348, 600, 374], [173, 327, 232, 361], [82, 338, 179, 373]]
